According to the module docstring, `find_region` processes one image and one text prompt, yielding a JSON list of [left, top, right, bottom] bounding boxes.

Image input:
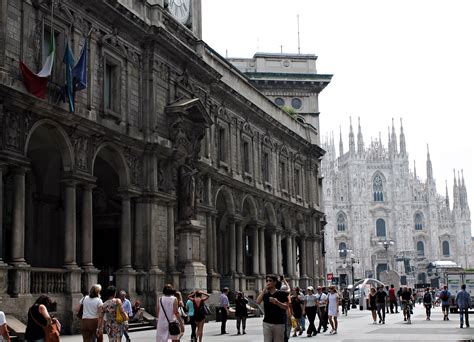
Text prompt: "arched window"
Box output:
[[415, 213, 423, 230], [373, 174, 384, 202], [337, 213, 346, 231], [416, 241, 425, 256], [338, 242, 347, 257], [442, 241, 450, 256], [376, 218, 386, 237]]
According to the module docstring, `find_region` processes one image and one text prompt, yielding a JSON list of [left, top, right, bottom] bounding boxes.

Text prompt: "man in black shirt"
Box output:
[[257, 274, 289, 342], [375, 285, 387, 324]]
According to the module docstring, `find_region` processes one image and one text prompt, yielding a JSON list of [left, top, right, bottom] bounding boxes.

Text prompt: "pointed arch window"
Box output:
[[415, 213, 423, 230], [442, 241, 450, 256], [376, 218, 386, 237], [337, 212, 346, 231], [373, 174, 384, 202], [416, 241, 425, 256]]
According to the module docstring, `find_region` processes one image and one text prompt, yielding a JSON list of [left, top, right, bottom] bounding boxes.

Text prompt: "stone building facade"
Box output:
[[0, 0, 330, 331], [322, 118, 472, 287]]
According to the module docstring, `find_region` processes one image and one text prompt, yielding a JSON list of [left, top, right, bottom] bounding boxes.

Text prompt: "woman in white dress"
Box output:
[[327, 286, 340, 335], [156, 284, 184, 342]]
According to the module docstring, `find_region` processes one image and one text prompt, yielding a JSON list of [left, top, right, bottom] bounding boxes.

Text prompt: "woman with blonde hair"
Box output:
[[79, 284, 103, 342]]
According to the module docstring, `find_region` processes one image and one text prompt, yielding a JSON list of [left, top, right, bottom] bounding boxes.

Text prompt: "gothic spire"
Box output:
[[339, 126, 344, 157], [426, 144, 433, 181], [349, 117, 355, 155], [445, 180, 450, 209], [414, 160, 417, 180], [453, 169, 459, 209], [387, 126, 392, 156], [391, 118, 398, 155], [399, 118, 407, 157], [357, 117, 364, 155]]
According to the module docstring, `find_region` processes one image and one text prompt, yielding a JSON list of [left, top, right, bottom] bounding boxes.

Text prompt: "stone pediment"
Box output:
[[165, 98, 212, 127]]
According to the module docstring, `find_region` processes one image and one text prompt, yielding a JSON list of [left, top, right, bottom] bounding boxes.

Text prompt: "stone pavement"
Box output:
[[61, 304, 473, 341]]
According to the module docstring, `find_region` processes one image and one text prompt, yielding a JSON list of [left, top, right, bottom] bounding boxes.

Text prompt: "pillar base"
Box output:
[[0, 262, 8, 294], [180, 262, 207, 292], [116, 268, 137, 295], [299, 276, 310, 289], [9, 262, 31, 297], [81, 266, 100, 293], [170, 271, 181, 290], [207, 270, 221, 293], [64, 265, 82, 294]]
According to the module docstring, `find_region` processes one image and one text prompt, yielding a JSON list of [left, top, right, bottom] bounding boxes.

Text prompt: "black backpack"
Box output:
[[423, 292, 431, 304]]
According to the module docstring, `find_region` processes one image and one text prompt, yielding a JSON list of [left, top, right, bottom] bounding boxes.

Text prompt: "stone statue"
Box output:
[[178, 158, 198, 222]]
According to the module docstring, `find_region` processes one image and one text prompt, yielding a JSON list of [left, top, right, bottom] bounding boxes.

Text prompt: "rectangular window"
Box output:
[[218, 127, 226, 162], [263, 152, 270, 182], [280, 161, 286, 190], [104, 62, 120, 112], [243, 141, 250, 173], [295, 168, 301, 195]]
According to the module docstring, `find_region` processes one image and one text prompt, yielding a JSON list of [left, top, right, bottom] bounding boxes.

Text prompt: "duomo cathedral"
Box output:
[[322, 118, 473, 287]]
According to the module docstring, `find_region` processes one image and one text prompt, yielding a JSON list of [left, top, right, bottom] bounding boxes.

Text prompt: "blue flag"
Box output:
[[63, 40, 75, 112], [73, 38, 88, 92]]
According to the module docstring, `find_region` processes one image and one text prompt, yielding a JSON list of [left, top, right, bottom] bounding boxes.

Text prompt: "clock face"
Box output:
[[168, 0, 191, 25]]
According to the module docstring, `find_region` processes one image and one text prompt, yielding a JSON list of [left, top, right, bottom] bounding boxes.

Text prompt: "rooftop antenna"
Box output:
[[297, 14, 301, 54], [280, 45, 283, 53]]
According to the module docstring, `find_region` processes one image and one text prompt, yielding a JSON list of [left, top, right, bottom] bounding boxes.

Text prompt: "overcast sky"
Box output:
[[202, 0, 473, 233]]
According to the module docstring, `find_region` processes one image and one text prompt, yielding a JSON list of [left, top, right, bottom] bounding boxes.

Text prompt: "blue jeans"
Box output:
[[460, 308, 469, 326]]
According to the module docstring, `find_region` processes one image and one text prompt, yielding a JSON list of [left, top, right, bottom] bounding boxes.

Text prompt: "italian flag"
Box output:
[[20, 30, 56, 99]]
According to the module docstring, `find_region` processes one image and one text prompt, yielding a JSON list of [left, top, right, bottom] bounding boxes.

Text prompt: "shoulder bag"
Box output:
[[28, 308, 60, 342], [77, 297, 84, 319], [115, 301, 128, 324], [160, 299, 181, 336]]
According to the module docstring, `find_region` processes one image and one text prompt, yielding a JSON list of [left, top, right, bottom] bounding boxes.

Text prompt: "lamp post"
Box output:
[[378, 239, 395, 271], [338, 248, 359, 308], [349, 254, 359, 308]]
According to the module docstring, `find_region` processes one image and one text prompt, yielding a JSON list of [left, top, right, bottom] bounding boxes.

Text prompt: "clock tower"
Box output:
[[165, 0, 202, 38]]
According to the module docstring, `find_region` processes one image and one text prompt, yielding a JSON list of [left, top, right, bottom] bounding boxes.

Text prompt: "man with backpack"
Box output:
[[422, 287, 433, 320], [439, 285, 451, 321]]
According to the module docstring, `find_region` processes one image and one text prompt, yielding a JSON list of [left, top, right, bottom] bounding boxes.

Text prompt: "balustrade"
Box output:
[[30, 268, 67, 293]]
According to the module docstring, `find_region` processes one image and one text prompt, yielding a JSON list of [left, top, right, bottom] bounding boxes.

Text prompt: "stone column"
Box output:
[[229, 220, 236, 274], [208, 213, 220, 292], [11, 168, 26, 264], [259, 227, 266, 276], [81, 183, 94, 267], [286, 236, 293, 277], [300, 238, 307, 277], [120, 194, 132, 269], [63, 180, 77, 267], [277, 231, 283, 275], [292, 236, 298, 278], [236, 221, 243, 274], [271, 231, 278, 274], [116, 192, 136, 293], [0, 165, 4, 263], [167, 203, 180, 286], [0, 165, 7, 293], [252, 229, 259, 275]]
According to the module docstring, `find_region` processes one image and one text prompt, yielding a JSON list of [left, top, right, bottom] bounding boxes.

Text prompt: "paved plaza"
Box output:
[[61, 304, 473, 342]]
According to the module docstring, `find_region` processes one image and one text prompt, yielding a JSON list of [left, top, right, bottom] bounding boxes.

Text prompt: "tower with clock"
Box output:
[[166, 0, 202, 38]]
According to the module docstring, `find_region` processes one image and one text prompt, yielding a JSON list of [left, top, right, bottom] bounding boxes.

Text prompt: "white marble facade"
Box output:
[[322, 118, 472, 287]]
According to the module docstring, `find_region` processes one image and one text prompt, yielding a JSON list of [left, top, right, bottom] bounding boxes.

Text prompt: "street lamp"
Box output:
[[378, 239, 395, 270], [338, 248, 359, 308], [349, 254, 359, 308]]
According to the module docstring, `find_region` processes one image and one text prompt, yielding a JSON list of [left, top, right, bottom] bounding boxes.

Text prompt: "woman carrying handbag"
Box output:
[[156, 284, 184, 342]]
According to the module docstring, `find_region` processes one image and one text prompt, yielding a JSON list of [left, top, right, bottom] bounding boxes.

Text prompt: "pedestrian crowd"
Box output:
[[0, 278, 471, 341]]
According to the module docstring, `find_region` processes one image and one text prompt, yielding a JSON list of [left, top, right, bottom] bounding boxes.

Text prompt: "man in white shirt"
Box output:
[[316, 287, 328, 333]]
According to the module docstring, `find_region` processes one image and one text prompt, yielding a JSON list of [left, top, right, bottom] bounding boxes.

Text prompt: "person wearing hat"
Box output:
[[256, 274, 289, 342], [303, 286, 319, 337]]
